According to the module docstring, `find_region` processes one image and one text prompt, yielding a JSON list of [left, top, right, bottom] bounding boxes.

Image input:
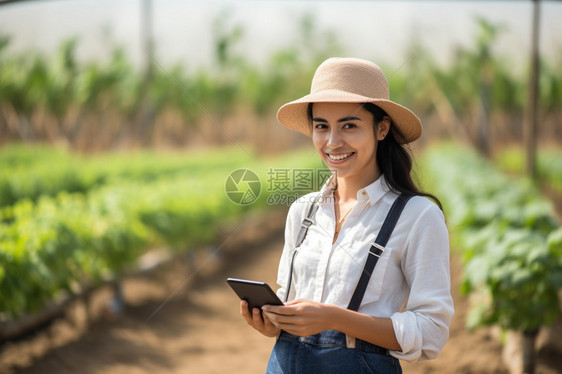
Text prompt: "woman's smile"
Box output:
[[326, 152, 355, 162]]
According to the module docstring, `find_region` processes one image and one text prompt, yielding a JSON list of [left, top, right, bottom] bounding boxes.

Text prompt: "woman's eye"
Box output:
[[314, 123, 328, 130], [343, 123, 357, 129]]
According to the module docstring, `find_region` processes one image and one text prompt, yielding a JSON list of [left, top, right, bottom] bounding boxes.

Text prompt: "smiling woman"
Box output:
[[239, 57, 454, 374]]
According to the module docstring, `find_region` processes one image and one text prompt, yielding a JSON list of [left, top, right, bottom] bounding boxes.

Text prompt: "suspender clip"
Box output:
[[345, 334, 356, 349], [301, 217, 314, 228], [369, 242, 385, 257]]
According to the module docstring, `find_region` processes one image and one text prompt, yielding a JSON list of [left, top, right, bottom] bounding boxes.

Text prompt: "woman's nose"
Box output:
[[327, 129, 344, 148]]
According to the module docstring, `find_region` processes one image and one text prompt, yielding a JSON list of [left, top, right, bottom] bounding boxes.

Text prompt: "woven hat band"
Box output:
[[311, 59, 390, 100]]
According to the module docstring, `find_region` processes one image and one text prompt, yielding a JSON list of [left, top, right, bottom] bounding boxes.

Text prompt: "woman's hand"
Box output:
[[262, 299, 335, 337], [240, 300, 280, 338]]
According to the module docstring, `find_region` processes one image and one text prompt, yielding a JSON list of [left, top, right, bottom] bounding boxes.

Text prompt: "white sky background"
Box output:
[[0, 0, 561, 73]]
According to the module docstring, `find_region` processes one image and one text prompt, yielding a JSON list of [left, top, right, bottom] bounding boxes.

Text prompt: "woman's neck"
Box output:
[[334, 169, 381, 204]]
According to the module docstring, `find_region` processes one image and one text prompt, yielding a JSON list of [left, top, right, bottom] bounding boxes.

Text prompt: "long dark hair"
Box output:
[[308, 102, 443, 210]]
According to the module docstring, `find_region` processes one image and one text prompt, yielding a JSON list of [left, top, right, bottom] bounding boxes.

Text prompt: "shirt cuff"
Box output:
[[390, 311, 423, 362]]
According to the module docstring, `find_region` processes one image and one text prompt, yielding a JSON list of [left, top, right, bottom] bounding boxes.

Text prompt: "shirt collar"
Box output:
[[318, 174, 337, 199], [318, 174, 391, 206], [358, 174, 391, 206]]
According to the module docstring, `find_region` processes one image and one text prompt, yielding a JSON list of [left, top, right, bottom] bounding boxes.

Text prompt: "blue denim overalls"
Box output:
[[266, 194, 411, 374]]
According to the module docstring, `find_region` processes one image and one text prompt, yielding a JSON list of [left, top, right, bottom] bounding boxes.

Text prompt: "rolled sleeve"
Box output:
[[390, 204, 454, 362]]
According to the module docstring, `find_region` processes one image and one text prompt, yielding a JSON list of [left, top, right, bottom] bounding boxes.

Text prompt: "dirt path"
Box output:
[[0, 208, 559, 374]]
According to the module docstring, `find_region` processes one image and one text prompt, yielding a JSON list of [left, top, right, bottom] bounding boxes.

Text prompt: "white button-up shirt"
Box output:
[[276, 175, 454, 362]]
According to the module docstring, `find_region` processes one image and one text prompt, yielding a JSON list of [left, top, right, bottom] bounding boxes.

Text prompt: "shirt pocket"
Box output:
[[337, 240, 394, 307]]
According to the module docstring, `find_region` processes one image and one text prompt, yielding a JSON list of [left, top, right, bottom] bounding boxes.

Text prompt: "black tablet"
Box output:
[[227, 278, 284, 310]]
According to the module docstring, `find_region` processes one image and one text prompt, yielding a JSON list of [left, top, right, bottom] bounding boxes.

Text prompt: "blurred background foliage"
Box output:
[[0, 12, 343, 152], [0, 6, 561, 369], [0, 13, 560, 153]]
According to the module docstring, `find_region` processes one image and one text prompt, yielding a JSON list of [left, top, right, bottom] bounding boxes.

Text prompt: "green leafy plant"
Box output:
[[422, 143, 561, 333], [0, 145, 323, 319]]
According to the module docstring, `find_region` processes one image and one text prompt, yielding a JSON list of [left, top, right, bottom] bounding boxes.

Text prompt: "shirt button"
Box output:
[[362, 191, 367, 195]]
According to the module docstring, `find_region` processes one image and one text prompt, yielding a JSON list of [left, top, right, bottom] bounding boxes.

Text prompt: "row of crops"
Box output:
[[0, 144, 254, 208], [422, 144, 562, 333], [0, 144, 323, 319], [0, 14, 335, 149], [2, 16, 561, 151]]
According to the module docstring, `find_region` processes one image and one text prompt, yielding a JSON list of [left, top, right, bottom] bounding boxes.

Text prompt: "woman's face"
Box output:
[[312, 102, 388, 184]]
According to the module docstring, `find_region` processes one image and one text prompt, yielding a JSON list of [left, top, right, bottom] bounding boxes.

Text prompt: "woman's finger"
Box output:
[[252, 307, 265, 326], [263, 310, 298, 325], [262, 305, 296, 316], [241, 301, 258, 325], [240, 301, 281, 337], [263, 310, 282, 328], [262, 311, 274, 326], [240, 300, 248, 317]]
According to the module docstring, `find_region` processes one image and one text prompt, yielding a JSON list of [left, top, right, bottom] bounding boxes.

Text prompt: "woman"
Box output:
[[240, 57, 454, 373]]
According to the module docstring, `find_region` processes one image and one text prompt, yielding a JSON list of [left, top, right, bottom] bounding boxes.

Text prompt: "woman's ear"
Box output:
[[377, 116, 391, 141]]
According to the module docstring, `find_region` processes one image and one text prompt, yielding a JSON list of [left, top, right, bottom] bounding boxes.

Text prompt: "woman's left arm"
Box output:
[[389, 203, 454, 361]]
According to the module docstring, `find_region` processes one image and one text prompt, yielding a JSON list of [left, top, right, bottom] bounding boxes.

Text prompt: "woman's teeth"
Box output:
[[328, 153, 353, 161]]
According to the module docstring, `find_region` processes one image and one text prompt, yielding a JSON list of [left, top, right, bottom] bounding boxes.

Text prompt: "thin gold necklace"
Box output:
[[333, 205, 354, 244], [337, 206, 354, 226]]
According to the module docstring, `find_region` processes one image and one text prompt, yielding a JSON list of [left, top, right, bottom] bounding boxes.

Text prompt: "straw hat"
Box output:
[[277, 57, 422, 144]]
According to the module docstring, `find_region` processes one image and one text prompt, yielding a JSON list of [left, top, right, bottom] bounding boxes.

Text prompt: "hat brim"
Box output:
[[277, 89, 422, 144]]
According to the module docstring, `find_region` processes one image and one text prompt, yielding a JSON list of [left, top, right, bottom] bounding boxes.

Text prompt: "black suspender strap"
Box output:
[[284, 251, 297, 303], [284, 197, 320, 302], [347, 193, 412, 311], [295, 198, 320, 248]]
